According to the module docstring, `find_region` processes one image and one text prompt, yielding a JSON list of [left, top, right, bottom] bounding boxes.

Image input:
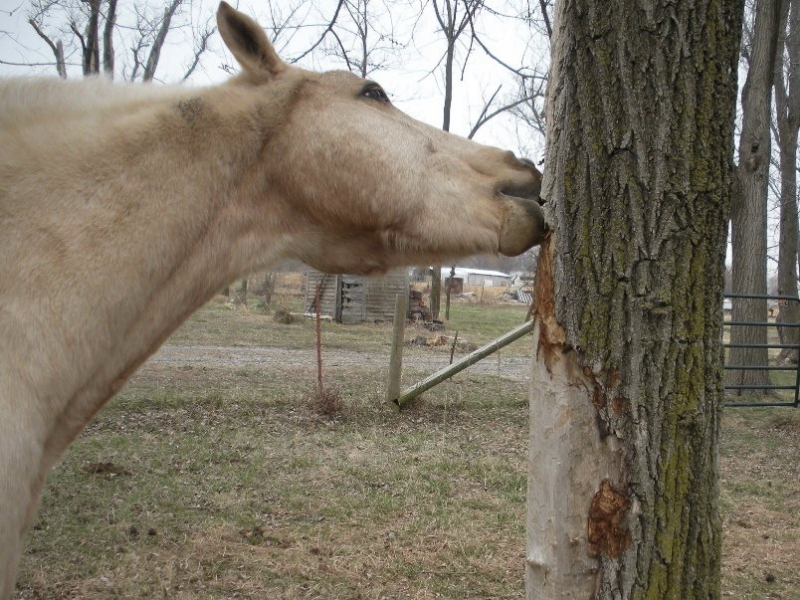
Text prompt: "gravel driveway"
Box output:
[[148, 344, 532, 382]]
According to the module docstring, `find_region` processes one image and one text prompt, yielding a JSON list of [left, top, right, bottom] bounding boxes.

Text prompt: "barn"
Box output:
[[304, 270, 410, 324]]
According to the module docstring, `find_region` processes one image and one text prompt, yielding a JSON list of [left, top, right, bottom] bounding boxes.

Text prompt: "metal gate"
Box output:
[[723, 293, 800, 408]]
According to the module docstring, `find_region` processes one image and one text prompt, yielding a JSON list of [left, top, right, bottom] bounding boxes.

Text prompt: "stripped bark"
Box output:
[[528, 0, 743, 597]]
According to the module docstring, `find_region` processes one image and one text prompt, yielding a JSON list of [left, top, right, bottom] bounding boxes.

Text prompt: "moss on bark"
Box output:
[[538, 0, 743, 597]]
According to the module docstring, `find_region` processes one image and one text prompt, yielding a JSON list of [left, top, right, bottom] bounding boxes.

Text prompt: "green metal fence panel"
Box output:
[[723, 293, 800, 408]]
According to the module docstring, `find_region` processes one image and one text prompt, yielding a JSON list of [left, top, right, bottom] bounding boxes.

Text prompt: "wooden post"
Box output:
[[386, 293, 408, 404], [445, 265, 456, 320], [315, 283, 323, 392], [240, 278, 248, 306], [394, 319, 533, 408], [449, 331, 459, 365]]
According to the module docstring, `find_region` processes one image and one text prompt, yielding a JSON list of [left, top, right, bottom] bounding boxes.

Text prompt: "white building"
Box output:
[[440, 267, 512, 287]]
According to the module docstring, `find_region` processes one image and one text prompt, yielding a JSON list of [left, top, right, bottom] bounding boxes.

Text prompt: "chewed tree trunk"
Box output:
[[527, 1, 743, 598]]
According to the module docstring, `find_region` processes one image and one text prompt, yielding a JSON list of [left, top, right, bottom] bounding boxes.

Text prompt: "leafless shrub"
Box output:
[[308, 386, 342, 419]]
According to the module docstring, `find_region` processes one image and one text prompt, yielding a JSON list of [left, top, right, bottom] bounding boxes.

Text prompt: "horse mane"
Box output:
[[0, 76, 199, 123]]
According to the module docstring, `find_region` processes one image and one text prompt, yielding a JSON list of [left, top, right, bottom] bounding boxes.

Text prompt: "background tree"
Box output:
[[427, 0, 548, 319], [25, 0, 214, 82], [773, 0, 800, 363], [528, 0, 743, 597], [427, 0, 484, 320], [322, 0, 406, 78], [727, 0, 784, 391]]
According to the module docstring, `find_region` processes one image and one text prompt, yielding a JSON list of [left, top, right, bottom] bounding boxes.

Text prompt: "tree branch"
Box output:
[[28, 17, 67, 77], [143, 0, 182, 82], [291, 0, 346, 64], [466, 11, 534, 79], [468, 88, 534, 139], [538, 0, 552, 39]]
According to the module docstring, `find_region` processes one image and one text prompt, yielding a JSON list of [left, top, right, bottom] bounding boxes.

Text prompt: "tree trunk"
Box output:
[[83, 0, 102, 75], [775, 0, 800, 364], [143, 0, 183, 82], [430, 0, 458, 321], [261, 272, 276, 308], [527, 1, 743, 597], [727, 0, 784, 390], [103, 0, 118, 78]]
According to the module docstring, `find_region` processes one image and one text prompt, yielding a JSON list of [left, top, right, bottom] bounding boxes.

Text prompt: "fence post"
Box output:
[[394, 319, 534, 409], [386, 293, 408, 404]]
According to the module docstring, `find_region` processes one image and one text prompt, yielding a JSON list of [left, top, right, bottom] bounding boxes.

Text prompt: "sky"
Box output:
[[4, 1, 783, 275], [0, 0, 551, 161]]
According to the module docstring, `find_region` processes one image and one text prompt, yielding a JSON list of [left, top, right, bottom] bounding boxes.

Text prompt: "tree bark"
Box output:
[[103, 0, 118, 78], [83, 0, 102, 75], [528, 1, 743, 597], [727, 0, 784, 390], [774, 0, 800, 364], [143, 0, 183, 82]]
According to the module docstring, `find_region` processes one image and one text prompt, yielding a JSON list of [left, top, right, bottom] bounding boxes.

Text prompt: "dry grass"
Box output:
[[12, 291, 800, 599], [720, 410, 800, 599]]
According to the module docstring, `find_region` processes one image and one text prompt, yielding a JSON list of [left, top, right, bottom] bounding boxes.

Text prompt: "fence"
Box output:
[[723, 293, 800, 408]]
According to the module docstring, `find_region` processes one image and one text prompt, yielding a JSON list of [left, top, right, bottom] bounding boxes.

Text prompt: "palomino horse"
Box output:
[[0, 2, 545, 595]]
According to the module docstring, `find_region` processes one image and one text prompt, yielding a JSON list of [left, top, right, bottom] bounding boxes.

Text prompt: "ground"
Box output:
[[13, 287, 800, 599]]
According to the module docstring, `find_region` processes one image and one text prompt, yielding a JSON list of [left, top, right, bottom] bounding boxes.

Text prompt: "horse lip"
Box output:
[[497, 193, 548, 256], [498, 183, 541, 203]]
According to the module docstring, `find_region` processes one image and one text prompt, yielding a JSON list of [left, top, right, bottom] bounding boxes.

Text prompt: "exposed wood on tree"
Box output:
[[528, 0, 744, 596]]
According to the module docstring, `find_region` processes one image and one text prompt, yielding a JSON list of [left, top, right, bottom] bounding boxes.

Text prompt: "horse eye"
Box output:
[[362, 86, 389, 103]]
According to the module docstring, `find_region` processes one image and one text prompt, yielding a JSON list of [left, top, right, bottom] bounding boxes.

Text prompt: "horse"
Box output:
[[0, 2, 545, 595]]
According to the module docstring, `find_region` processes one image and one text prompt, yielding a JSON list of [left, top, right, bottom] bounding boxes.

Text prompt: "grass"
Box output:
[[13, 295, 800, 599]]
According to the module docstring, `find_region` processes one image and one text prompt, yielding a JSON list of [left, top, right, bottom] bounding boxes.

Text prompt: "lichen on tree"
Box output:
[[527, 1, 744, 597]]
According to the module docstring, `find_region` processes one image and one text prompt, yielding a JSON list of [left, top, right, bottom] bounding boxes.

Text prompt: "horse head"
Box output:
[[217, 1, 546, 275]]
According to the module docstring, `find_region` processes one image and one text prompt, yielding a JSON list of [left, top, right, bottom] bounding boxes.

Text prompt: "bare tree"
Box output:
[[428, 0, 484, 320], [727, 0, 785, 391], [141, 0, 181, 81], [529, 0, 744, 596], [323, 0, 407, 78], [28, 15, 67, 78], [24, 0, 214, 82], [774, 0, 800, 363]]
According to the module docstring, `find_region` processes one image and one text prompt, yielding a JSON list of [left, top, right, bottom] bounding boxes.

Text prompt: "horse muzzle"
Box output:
[[497, 195, 547, 257]]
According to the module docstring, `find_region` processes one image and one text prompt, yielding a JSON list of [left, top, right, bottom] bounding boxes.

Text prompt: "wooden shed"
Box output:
[[304, 270, 409, 324]]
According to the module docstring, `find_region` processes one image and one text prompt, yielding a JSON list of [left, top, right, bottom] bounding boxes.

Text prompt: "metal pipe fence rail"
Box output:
[[723, 293, 800, 408]]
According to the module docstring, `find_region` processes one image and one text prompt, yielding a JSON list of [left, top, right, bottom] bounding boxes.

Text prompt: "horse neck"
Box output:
[[1, 79, 290, 438]]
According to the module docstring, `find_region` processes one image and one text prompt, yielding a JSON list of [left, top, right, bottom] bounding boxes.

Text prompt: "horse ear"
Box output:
[[217, 2, 285, 79]]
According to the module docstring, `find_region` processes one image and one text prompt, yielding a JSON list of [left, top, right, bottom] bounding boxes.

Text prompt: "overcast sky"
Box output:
[[0, 0, 551, 160]]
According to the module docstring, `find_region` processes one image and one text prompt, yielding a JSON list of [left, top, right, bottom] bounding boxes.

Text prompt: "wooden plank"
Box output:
[[393, 320, 534, 408]]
